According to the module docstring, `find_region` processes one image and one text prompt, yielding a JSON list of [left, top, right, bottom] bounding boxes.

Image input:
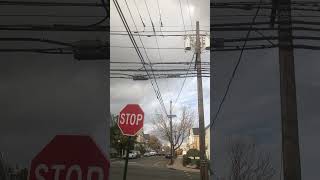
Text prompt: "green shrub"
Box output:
[[189, 159, 200, 169], [195, 159, 200, 169], [182, 155, 191, 166], [186, 149, 200, 159]]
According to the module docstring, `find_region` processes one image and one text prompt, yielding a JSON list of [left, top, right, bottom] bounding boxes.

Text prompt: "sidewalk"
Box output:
[[166, 156, 200, 173], [110, 157, 122, 162]]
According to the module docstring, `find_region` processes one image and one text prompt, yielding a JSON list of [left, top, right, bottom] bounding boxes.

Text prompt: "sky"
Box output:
[[110, 0, 210, 136], [211, 0, 320, 179], [0, 0, 110, 168]]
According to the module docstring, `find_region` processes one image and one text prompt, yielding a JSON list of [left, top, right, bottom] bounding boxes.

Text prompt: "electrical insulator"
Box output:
[[205, 36, 210, 50], [185, 36, 191, 50]]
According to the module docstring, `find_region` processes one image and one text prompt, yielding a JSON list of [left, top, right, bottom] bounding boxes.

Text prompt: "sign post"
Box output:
[[117, 104, 144, 180], [122, 136, 131, 180]]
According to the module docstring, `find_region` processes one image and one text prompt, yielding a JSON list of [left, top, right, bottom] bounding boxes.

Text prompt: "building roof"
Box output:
[[192, 128, 199, 135]]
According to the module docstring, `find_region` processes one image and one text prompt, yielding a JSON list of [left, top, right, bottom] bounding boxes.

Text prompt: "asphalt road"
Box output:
[[110, 156, 200, 180]]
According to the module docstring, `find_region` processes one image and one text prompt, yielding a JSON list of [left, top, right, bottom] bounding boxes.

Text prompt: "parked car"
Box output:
[[165, 154, 172, 159], [123, 151, 137, 159], [132, 150, 141, 158], [150, 151, 157, 156], [144, 152, 151, 157]]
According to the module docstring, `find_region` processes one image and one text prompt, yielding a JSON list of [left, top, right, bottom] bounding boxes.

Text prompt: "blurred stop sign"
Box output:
[[28, 135, 109, 180], [118, 104, 144, 136]]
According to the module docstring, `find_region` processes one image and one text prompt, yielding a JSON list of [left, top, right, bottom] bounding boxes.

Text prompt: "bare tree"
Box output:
[[226, 138, 275, 180], [147, 135, 162, 152], [0, 153, 9, 180], [152, 106, 194, 153]]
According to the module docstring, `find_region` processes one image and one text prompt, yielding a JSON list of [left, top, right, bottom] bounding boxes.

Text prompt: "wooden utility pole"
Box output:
[[168, 100, 176, 164], [196, 21, 208, 180], [277, 0, 302, 179], [170, 100, 174, 164]]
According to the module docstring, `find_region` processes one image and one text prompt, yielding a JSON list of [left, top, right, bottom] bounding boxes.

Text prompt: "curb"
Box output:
[[110, 158, 122, 162], [166, 159, 200, 173], [166, 164, 177, 170]]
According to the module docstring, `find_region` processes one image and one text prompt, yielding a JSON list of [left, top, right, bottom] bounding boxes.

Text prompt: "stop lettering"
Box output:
[[34, 164, 103, 180], [118, 104, 144, 136], [119, 113, 143, 126], [28, 135, 109, 180]]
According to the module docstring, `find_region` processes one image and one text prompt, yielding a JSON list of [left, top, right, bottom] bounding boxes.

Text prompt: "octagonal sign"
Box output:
[[28, 135, 110, 180], [118, 104, 144, 136]]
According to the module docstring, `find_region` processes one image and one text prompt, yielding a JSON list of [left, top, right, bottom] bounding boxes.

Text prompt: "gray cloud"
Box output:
[[212, 1, 320, 179]]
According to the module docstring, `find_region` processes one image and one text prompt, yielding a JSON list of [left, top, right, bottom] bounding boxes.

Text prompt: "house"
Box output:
[[136, 130, 145, 143], [187, 128, 200, 150], [205, 125, 210, 160], [135, 130, 152, 151], [187, 126, 211, 160], [180, 142, 188, 155], [136, 128, 150, 143]]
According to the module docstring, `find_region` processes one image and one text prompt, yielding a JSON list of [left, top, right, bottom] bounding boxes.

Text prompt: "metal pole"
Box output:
[[170, 100, 174, 164], [123, 136, 131, 180], [196, 21, 208, 180], [278, 0, 302, 180]]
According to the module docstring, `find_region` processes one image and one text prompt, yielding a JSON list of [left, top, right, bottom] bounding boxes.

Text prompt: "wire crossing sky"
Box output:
[[110, 0, 210, 133]]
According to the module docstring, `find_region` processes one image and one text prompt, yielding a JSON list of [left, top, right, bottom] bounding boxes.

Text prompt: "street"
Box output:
[[110, 156, 200, 180]]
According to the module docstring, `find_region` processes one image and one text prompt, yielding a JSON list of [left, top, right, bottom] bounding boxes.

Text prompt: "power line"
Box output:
[[3, 43, 320, 55], [212, 5, 320, 12], [111, 45, 185, 49], [120, 0, 168, 116], [110, 72, 210, 76], [0, 48, 72, 54], [3, 13, 320, 19], [178, 0, 187, 35], [133, 0, 146, 29], [142, 0, 169, 100], [110, 75, 210, 79], [111, 30, 205, 32], [143, 0, 156, 32], [172, 53, 196, 110], [211, 0, 262, 128], [110, 61, 210, 65], [6, 35, 320, 48], [254, 30, 276, 46], [86, 0, 109, 27], [4, 19, 320, 32], [110, 68, 209, 72], [0, 38, 72, 46], [0, 1, 103, 7], [110, 33, 197, 36], [186, 0, 194, 30], [125, 0, 168, 116], [0, 24, 109, 31], [156, 0, 164, 28]]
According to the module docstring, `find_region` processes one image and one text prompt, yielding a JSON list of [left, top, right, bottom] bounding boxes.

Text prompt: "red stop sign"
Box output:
[[28, 135, 110, 180], [118, 104, 144, 136]]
